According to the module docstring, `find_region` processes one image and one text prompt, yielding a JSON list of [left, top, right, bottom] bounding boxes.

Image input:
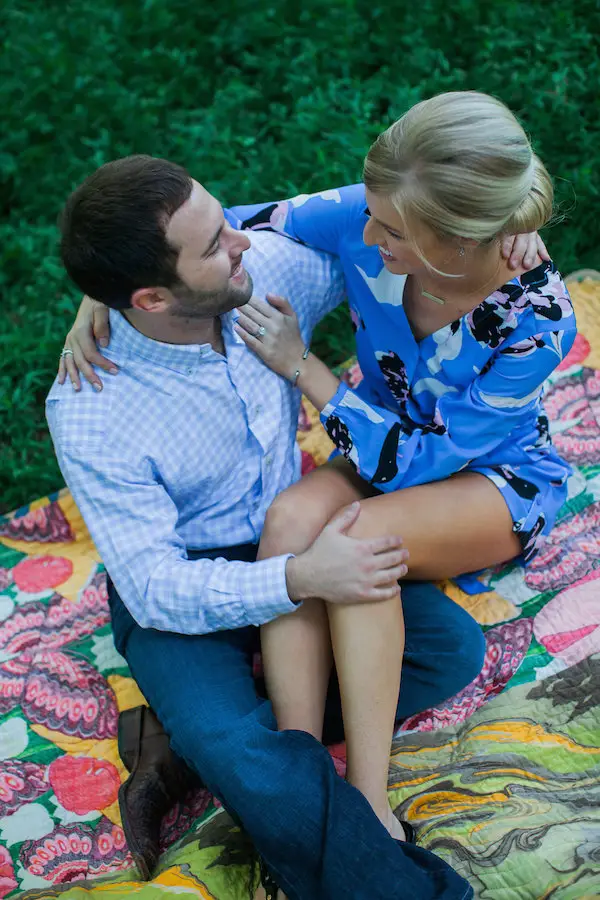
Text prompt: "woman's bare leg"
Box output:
[[322, 463, 520, 838], [257, 462, 367, 739], [326, 591, 405, 838], [260, 460, 521, 844], [259, 598, 332, 738], [342, 468, 522, 581]]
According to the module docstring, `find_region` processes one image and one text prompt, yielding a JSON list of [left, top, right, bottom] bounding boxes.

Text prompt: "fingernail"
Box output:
[[400, 565, 408, 576], [99, 338, 109, 347], [93, 383, 102, 392], [109, 368, 118, 375]]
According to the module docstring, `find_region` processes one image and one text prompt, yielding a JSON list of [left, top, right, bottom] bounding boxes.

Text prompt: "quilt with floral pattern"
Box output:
[[0, 276, 598, 899]]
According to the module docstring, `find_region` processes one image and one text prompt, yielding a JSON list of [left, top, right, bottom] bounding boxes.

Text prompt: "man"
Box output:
[[48, 155, 482, 899]]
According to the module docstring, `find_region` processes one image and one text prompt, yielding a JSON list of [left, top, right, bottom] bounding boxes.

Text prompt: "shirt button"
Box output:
[[187, 367, 193, 376], [265, 456, 272, 469], [255, 404, 263, 415]]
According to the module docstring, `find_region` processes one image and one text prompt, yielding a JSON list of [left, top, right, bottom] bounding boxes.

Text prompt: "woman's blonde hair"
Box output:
[[363, 91, 553, 247]]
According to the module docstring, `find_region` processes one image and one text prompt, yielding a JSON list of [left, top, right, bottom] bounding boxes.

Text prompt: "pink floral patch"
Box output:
[[525, 502, 600, 593], [0, 760, 47, 818], [19, 818, 130, 883], [328, 742, 347, 778], [544, 368, 600, 466], [340, 361, 364, 389], [297, 402, 312, 432], [399, 618, 533, 732], [21, 650, 118, 740], [12, 556, 73, 593], [90, 818, 129, 872], [301, 450, 317, 476], [533, 570, 600, 667], [557, 332, 591, 370], [49, 756, 121, 815], [0, 570, 12, 592], [159, 788, 213, 851], [0, 572, 109, 661], [0, 501, 74, 544], [0, 845, 16, 899]]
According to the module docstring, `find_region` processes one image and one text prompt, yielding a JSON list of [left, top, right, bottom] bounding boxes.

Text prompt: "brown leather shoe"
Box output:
[[117, 705, 201, 880]]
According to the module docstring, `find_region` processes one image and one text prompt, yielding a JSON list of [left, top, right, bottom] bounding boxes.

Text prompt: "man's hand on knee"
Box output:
[[285, 502, 408, 606]]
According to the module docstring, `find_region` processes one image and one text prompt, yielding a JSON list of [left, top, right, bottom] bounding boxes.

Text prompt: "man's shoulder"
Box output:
[[244, 228, 335, 269], [244, 229, 343, 298], [45, 373, 133, 453], [46, 376, 110, 448]]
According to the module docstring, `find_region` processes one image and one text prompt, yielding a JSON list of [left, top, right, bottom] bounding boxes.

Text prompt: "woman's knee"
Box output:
[[260, 487, 333, 557], [260, 464, 365, 558]]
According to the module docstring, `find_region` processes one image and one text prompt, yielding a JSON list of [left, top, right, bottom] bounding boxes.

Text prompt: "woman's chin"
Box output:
[[382, 257, 411, 276]]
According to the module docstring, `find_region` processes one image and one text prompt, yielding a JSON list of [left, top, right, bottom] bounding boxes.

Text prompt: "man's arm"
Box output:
[[48, 434, 407, 635], [52, 443, 297, 634]]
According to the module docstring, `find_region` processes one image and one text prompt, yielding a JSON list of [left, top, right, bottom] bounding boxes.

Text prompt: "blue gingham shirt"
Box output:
[[46, 228, 344, 634]]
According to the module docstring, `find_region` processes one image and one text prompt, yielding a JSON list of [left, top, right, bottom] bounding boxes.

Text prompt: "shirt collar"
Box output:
[[108, 306, 247, 374]]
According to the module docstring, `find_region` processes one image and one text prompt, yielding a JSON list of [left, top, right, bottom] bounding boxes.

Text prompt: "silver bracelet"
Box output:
[[291, 346, 310, 387]]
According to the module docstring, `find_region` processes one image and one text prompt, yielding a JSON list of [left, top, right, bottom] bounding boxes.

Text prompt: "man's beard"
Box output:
[[169, 272, 254, 320]]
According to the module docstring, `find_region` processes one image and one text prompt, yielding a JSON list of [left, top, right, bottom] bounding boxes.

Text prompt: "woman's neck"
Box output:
[[415, 243, 518, 312]]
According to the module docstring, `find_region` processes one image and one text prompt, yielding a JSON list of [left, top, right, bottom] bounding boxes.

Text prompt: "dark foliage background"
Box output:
[[2, 0, 599, 511]]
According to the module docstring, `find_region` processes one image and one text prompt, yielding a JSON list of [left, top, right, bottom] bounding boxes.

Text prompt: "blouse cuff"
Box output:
[[320, 382, 350, 424]]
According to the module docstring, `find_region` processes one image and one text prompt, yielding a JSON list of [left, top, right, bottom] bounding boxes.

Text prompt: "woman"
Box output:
[[226, 91, 576, 844], [59, 92, 575, 858]]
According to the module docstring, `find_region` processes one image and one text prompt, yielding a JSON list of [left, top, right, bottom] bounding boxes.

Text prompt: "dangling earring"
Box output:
[[459, 246, 465, 257]]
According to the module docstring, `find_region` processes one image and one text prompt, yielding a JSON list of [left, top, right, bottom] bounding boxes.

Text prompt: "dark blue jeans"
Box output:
[[108, 544, 481, 900]]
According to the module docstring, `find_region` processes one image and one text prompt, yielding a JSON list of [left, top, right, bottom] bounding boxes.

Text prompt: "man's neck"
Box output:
[[122, 309, 224, 353]]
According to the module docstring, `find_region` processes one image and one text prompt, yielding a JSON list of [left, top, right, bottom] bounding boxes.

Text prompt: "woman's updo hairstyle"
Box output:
[[363, 91, 553, 246]]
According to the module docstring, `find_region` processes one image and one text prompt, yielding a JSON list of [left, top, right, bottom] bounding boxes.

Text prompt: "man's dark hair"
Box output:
[[59, 155, 194, 309]]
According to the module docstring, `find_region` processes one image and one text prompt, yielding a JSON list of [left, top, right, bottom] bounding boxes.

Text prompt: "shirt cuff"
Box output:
[[237, 553, 298, 625]]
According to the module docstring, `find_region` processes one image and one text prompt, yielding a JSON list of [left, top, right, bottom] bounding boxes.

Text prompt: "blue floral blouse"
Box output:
[[231, 184, 577, 561]]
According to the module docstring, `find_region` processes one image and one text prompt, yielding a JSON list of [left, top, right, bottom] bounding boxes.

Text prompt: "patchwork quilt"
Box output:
[[0, 276, 598, 898]]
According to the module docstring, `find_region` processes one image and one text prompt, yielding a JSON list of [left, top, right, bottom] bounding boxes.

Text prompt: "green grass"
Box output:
[[2, 0, 599, 513]]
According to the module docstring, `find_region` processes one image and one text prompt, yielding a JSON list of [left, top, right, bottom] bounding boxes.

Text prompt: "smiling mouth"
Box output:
[[379, 246, 395, 261], [230, 258, 244, 278]]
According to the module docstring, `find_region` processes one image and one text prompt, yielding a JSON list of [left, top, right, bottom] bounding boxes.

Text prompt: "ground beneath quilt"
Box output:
[[0, 277, 599, 898]]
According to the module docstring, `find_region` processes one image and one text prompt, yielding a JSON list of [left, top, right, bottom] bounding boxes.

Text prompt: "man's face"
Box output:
[[164, 180, 253, 319]]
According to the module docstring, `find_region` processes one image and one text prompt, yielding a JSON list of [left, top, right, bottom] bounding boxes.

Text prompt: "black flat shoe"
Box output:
[[401, 820, 416, 844], [117, 705, 201, 880]]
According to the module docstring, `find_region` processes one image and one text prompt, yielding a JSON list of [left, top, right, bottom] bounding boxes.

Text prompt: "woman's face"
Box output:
[[363, 188, 459, 278]]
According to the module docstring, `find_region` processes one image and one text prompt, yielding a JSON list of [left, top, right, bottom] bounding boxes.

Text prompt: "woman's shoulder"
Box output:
[[466, 261, 575, 349], [517, 261, 575, 331]]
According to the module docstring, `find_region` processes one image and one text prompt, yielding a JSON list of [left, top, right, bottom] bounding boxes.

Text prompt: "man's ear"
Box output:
[[130, 286, 172, 313]]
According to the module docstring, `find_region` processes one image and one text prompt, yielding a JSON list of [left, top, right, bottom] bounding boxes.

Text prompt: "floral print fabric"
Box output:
[[231, 185, 577, 560]]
